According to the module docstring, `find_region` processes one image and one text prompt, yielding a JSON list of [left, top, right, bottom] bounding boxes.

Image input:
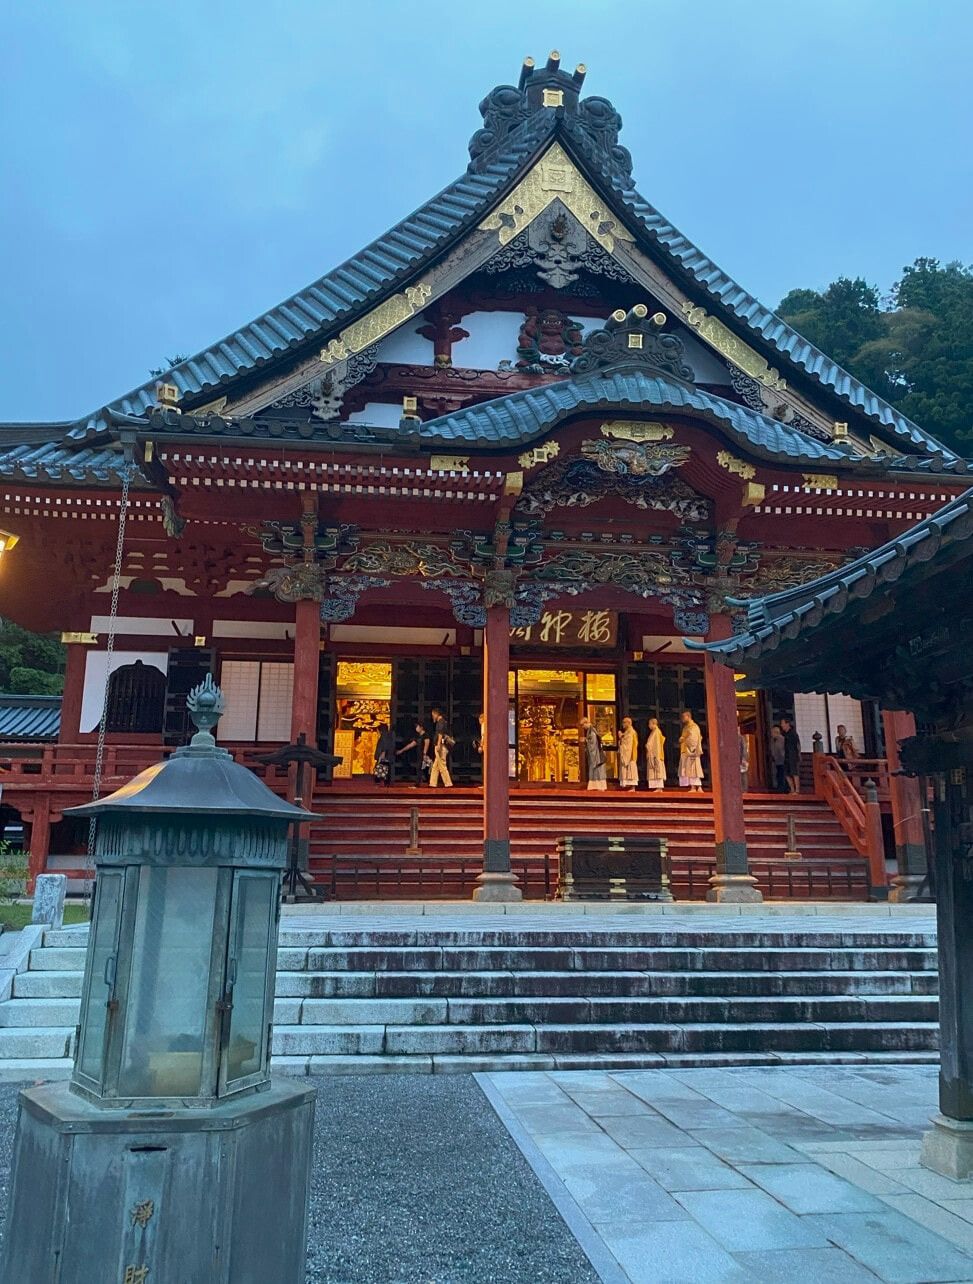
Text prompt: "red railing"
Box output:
[[813, 753, 886, 892], [1, 741, 290, 798], [840, 757, 891, 804]]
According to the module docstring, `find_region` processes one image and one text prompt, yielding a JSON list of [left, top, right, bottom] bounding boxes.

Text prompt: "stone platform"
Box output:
[[0, 904, 938, 1080]]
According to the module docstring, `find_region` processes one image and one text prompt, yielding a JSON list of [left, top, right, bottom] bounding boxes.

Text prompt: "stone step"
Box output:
[[0, 1027, 75, 1060], [0, 997, 305, 1028], [292, 993, 936, 1027], [274, 968, 938, 999], [291, 929, 936, 949], [270, 1020, 939, 1058], [29, 947, 88, 971], [287, 943, 937, 971], [13, 971, 84, 999]]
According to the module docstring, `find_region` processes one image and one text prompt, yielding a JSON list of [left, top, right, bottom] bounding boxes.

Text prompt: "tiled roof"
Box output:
[[0, 438, 141, 485], [1, 78, 959, 465], [420, 368, 859, 465], [690, 486, 973, 665], [0, 695, 61, 743], [64, 114, 556, 440]]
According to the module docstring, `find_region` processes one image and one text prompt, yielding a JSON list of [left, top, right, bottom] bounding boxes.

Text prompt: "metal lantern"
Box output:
[[2, 677, 318, 1284], [66, 675, 314, 1106]]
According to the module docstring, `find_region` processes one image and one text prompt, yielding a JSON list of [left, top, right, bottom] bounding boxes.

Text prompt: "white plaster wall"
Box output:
[[679, 331, 733, 383], [344, 401, 405, 428], [80, 650, 169, 733], [89, 615, 194, 637], [373, 325, 434, 365], [452, 311, 526, 369]]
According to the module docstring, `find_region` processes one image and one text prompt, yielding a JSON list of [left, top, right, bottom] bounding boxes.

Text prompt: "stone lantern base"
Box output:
[[0, 1078, 316, 1284]]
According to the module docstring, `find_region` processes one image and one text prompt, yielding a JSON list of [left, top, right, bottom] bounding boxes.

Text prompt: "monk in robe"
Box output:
[[678, 710, 704, 792], [618, 717, 638, 789], [580, 717, 607, 791], [646, 717, 666, 791]]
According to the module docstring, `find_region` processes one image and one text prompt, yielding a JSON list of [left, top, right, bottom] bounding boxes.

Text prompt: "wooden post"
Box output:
[[473, 604, 521, 902], [863, 779, 888, 898], [289, 598, 321, 747], [703, 616, 761, 902], [59, 644, 86, 743], [921, 766, 973, 1177], [882, 709, 928, 901], [26, 795, 51, 894]]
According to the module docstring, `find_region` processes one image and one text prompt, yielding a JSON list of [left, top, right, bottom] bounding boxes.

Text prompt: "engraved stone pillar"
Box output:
[[704, 616, 761, 903], [474, 605, 521, 902]]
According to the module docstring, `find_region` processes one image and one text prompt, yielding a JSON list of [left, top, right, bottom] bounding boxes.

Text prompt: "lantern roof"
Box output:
[[67, 677, 316, 822]]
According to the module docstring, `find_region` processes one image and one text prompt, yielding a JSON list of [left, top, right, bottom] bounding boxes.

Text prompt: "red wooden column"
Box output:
[[883, 709, 928, 901], [59, 644, 86, 742], [289, 598, 321, 747], [474, 604, 521, 902], [703, 615, 761, 902], [26, 795, 51, 893]]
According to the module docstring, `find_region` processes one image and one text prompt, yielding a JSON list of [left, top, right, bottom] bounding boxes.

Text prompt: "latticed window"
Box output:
[[104, 660, 167, 734]]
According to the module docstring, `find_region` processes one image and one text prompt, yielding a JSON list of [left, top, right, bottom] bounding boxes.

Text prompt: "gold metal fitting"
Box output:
[[650, 311, 667, 327], [402, 395, 418, 414], [632, 303, 648, 319]]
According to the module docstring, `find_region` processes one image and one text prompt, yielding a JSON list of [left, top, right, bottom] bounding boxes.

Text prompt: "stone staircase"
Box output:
[[0, 918, 939, 1079]]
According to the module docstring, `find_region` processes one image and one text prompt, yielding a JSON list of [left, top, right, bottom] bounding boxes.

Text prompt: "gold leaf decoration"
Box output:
[[600, 420, 673, 443], [716, 450, 756, 480], [518, 442, 561, 469], [479, 143, 635, 252], [319, 279, 434, 371], [681, 303, 786, 391]]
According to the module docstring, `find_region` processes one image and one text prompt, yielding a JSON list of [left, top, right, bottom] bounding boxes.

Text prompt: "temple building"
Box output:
[[0, 53, 967, 900]]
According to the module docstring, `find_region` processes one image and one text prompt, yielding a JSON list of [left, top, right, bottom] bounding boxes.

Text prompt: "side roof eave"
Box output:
[[688, 486, 973, 666]]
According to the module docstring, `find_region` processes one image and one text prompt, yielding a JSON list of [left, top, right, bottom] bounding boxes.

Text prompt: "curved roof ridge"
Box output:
[[418, 366, 865, 465]]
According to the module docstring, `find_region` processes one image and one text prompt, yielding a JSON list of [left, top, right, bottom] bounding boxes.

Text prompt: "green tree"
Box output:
[[778, 259, 973, 455], [0, 620, 65, 694]]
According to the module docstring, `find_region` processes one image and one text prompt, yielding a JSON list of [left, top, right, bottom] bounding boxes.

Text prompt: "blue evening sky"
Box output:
[[1, 0, 970, 422]]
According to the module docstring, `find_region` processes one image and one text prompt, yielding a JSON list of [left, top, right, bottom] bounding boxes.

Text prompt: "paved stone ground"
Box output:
[[0, 1076, 600, 1284], [483, 1064, 973, 1283]]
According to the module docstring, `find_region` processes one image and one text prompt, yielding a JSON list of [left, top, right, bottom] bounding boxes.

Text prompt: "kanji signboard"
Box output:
[[510, 609, 618, 648]]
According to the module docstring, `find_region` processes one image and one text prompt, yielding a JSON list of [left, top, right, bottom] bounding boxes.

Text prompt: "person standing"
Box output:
[[373, 723, 395, 786], [834, 723, 858, 760], [428, 705, 454, 789], [580, 716, 607, 791], [646, 717, 666, 791], [678, 710, 704, 792], [740, 730, 750, 793], [770, 724, 787, 792], [618, 716, 639, 789], [781, 717, 801, 794], [396, 721, 430, 787]]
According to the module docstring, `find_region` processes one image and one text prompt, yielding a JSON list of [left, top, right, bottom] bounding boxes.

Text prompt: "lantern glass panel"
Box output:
[[224, 871, 277, 1089], [117, 866, 219, 1098], [77, 870, 124, 1083]]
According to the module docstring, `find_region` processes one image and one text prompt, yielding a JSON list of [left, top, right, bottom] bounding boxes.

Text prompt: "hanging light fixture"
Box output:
[[0, 529, 19, 555]]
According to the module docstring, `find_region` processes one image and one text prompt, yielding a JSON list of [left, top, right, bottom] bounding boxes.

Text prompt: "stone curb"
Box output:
[[475, 1071, 631, 1284], [0, 925, 47, 1004]]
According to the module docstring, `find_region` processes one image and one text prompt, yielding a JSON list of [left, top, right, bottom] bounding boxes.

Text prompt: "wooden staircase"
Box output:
[[307, 788, 871, 901]]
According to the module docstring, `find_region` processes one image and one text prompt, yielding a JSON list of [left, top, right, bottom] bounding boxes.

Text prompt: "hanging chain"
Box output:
[[84, 462, 134, 903]]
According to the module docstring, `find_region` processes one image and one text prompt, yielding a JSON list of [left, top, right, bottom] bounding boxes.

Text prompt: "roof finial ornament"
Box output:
[[470, 54, 629, 177], [186, 673, 225, 746], [572, 306, 693, 383]]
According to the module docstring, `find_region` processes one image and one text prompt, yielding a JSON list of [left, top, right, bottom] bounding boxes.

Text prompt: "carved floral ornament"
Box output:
[[580, 439, 690, 478]]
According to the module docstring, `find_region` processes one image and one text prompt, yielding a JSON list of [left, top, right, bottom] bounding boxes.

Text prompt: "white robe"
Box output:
[[678, 720, 704, 787], [646, 728, 666, 790], [619, 727, 638, 787]]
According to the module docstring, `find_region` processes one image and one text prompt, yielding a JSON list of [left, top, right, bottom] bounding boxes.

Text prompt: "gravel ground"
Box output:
[[0, 1077, 600, 1284]]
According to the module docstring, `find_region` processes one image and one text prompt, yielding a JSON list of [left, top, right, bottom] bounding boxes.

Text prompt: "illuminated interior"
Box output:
[[334, 661, 392, 777], [509, 667, 619, 783]]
